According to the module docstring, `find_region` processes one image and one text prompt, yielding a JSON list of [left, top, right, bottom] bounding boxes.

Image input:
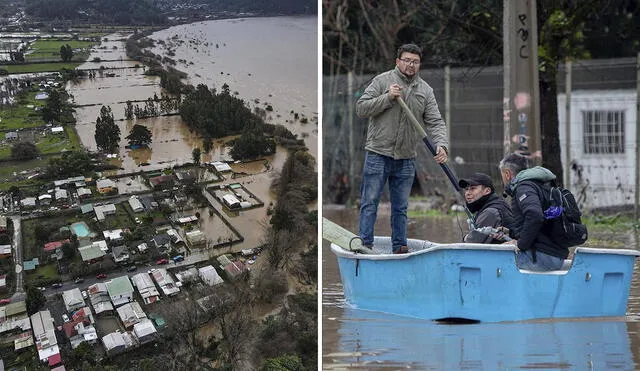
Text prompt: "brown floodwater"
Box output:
[[66, 21, 316, 253], [322, 206, 640, 370]]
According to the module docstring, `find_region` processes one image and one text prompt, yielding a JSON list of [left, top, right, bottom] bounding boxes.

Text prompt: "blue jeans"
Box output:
[[359, 151, 415, 251], [516, 249, 565, 271]]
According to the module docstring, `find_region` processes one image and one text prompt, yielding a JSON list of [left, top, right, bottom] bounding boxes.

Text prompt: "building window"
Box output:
[[582, 110, 625, 154]]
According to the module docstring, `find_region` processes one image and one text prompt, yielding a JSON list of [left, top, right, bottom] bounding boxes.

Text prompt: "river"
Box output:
[[65, 16, 317, 251], [322, 206, 640, 370]]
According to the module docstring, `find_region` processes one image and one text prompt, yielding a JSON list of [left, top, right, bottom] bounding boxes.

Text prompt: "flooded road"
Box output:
[[322, 206, 640, 370], [66, 19, 317, 252]]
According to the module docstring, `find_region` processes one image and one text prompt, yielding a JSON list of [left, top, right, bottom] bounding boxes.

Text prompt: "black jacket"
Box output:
[[508, 180, 569, 259], [465, 193, 516, 244]]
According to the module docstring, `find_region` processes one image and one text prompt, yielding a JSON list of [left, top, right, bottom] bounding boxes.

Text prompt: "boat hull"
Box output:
[[332, 237, 640, 322]]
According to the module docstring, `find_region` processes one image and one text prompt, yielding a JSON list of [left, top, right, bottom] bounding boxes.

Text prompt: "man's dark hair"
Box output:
[[499, 153, 529, 174], [396, 43, 422, 60]]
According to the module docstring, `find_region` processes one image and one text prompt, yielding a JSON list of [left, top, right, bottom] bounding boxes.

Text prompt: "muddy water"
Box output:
[[66, 20, 316, 252], [322, 206, 640, 370], [148, 16, 318, 157]]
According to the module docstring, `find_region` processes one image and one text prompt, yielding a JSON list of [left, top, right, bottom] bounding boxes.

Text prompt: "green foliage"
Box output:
[[46, 151, 94, 179], [42, 89, 63, 123], [60, 44, 74, 62], [25, 285, 46, 315], [126, 124, 152, 147], [94, 105, 120, 152], [180, 84, 262, 139], [229, 121, 276, 161], [263, 355, 304, 371], [192, 147, 201, 165], [11, 141, 39, 160]]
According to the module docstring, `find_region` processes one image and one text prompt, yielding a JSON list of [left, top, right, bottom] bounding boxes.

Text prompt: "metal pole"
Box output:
[[503, 0, 512, 156], [564, 60, 572, 189], [347, 71, 355, 205], [635, 52, 640, 220], [444, 65, 451, 145]]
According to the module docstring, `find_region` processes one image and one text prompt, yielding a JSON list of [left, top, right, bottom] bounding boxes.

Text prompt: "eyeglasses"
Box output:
[[399, 58, 421, 66]]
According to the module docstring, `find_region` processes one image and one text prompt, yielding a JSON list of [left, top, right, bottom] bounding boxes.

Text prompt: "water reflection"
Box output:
[[322, 206, 640, 369], [324, 309, 636, 370]]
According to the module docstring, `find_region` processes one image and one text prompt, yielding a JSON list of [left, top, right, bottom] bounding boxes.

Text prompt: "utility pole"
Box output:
[[564, 60, 572, 189], [347, 71, 355, 205], [503, 0, 540, 162], [635, 52, 640, 220], [444, 65, 451, 145]]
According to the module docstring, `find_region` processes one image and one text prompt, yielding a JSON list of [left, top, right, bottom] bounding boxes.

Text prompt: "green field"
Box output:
[[0, 91, 47, 130], [1, 62, 83, 74], [27, 39, 96, 61]]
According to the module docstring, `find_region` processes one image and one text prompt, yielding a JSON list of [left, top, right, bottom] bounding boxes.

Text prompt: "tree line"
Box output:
[[24, 0, 167, 25]]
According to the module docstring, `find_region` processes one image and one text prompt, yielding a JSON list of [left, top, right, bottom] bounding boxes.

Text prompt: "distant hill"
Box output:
[[24, 0, 167, 26], [156, 0, 317, 15]]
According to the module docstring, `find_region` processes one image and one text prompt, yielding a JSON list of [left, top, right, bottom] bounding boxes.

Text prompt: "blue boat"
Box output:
[[330, 236, 640, 322]]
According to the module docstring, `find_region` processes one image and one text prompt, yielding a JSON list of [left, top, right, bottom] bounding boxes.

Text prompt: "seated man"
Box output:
[[499, 153, 569, 271], [459, 172, 515, 243]]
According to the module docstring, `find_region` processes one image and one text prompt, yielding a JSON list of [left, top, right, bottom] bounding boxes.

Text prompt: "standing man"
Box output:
[[356, 43, 449, 254], [499, 153, 568, 271], [458, 172, 515, 244]]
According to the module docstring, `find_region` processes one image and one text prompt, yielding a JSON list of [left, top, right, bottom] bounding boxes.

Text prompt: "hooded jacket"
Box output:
[[465, 192, 516, 244], [356, 66, 449, 159], [505, 166, 569, 259]]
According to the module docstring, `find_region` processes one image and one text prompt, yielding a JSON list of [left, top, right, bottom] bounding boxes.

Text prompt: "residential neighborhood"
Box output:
[[0, 163, 271, 369]]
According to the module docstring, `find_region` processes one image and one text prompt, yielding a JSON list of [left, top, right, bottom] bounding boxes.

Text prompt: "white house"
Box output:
[[62, 288, 85, 312], [30, 310, 60, 362], [199, 265, 224, 286], [133, 318, 157, 344], [128, 196, 144, 212], [558, 90, 637, 209], [149, 268, 180, 297], [116, 301, 146, 328]]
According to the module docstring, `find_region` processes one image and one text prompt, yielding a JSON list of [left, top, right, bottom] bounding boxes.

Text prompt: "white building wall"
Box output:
[[558, 90, 637, 209]]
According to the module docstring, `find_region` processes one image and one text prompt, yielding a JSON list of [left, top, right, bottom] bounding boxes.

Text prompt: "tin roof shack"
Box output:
[[116, 301, 147, 329], [0, 301, 31, 334], [199, 265, 224, 286], [133, 318, 157, 345], [63, 317, 98, 349], [106, 276, 134, 308], [102, 331, 135, 355], [62, 288, 84, 312], [131, 272, 160, 305], [150, 268, 180, 297], [30, 310, 60, 362], [86, 283, 114, 315]]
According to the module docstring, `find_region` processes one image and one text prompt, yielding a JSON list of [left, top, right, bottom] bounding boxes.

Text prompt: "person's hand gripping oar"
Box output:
[[396, 96, 475, 225]]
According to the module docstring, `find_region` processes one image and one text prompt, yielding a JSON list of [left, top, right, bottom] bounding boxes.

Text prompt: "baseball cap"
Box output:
[[458, 172, 494, 191]]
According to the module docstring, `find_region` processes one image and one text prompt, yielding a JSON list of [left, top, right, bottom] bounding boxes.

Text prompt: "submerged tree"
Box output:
[[192, 147, 201, 165], [126, 124, 152, 147], [94, 105, 120, 153]]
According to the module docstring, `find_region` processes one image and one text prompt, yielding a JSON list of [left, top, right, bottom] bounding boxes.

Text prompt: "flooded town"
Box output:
[[0, 1, 317, 370]]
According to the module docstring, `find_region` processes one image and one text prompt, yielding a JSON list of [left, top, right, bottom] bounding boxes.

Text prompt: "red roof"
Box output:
[[224, 261, 247, 277], [48, 353, 62, 366], [44, 239, 70, 252], [149, 175, 174, 187]]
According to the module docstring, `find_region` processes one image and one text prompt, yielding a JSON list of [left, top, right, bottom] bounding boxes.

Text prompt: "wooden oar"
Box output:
[[397, 96, 474, 222], [322, 217, 374, 254]]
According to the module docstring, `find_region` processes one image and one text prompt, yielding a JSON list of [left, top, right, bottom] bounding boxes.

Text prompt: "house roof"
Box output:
[[103, 229, 124, 240], [199, 265, 223, 286], [96, 178, 116, 189], [23, 259, 38, 271], [106, 276, 134, 297], [44, 239, 70, 252], [149, 175, 174, 187], [80, 204, 94, 214], [152, 234, 171, 246], [133, 318, 156, 338], [111, 245, 128, 258], [62, 288, 84, 310], [128, 196, 144, 211], [78, 245, 105, 261]]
